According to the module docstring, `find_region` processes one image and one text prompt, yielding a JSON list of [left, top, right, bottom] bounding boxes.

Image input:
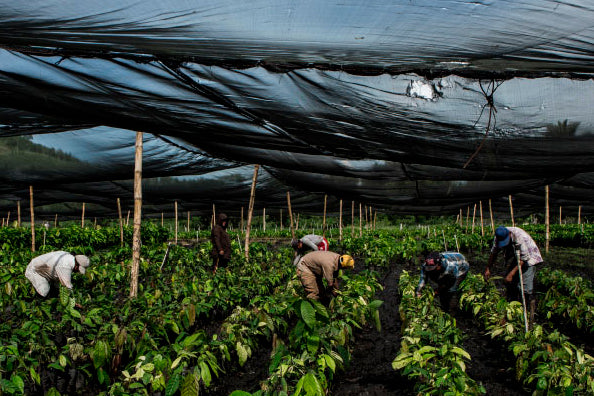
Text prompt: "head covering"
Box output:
[[340, 254, 355, 269], [495, 226, 511, 248], [217, 213, 229, 228], [74, 255, 90, 274], [291, 239, 301, 250], [424, 251, 441, 271]]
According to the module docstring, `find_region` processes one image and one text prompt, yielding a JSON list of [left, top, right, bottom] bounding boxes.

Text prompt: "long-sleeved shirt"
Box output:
[[26, 251, 76, 289], [417, 252, 470, 293], [490, 227, 542, 266], [300, 234, 325, 251], [297, 251, 340, 284]]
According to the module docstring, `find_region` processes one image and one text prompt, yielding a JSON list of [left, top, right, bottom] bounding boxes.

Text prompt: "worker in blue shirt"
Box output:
[[416, 251, 470, 313]]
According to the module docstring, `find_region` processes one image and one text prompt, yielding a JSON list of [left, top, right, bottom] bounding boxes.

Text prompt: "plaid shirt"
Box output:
[[490, 227, 543, 266], [417, 252, 470, 293]]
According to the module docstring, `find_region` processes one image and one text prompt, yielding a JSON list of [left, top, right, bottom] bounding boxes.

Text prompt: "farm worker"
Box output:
[[484, 226, 542, 327], [416, 251, 470, 312], [25, 251, 90, 298], [211, 212, 231, 274], [296, 250, 354, 304], [291, 234, 329, 266]]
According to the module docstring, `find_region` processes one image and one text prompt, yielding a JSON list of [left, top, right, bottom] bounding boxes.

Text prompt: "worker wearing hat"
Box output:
[[25, 251, 90, 299], [416, 251, 469, 313], [290, 234, 329, 266], [296, 250, 354, 303], [485, 226, 543, 327]]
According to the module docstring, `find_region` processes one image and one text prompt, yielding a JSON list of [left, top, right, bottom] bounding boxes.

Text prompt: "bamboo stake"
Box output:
[[94, 217, 97, 229], [30, 186, 35, 252], [6, 211, 9, 226], [509, 195, 515, 227], [212, 203, 216, 230], [479, 201, 485, 236], [351, 201, 355, 237], [174, 201, 178, 244], [17, 200, 21, 227], [359, 203, 363, 237], [161, 212, 163, 227], [374, 210, 377, 230], [244, 164, 259, 261], [54, 213, 57, 228], [459, 208, 463, 227], [117, 198, 124, 247], [287, 191, 295, 240], [280, 209, 283, 231], [130, 131, 143, 298], [126, 210, 130, 226], [187, 211, 190, 232], [489, 199, 495, 234], [559, 206, 562, 225], [545, 186, 550, 253], [263, 208, 266, 232], [296, 213, 300, 231], [578, 205, 582, 225], [339, 199, 343, 242], [471, 204, 476, 233], [81, 202, 85, 228], [322, 195, 327, 237]]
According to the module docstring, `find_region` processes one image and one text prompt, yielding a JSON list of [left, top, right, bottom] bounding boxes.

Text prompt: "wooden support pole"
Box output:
[[263, 208, 266, 232], [508, 194, 515, 227], [296, 213, 300, 231], [545, 186, 550, 253], [94, 217, 97, 229], [459, 208, 463, 227], [287, 191, 295, 240], [559, 206, 562, 225], [187, 211, 190, 232], [174, 201, 178, 244], [471, 204, 476, 233], [81, 202, 85, 228], [212, 203, 216, 230], [30, 186, 35, 252], [126, 210, 130, 226], [578, 205, 582, 225], [489, 199, 495, 234], [17, 200, 21, 227], [6, 211, 9, 226], [280, 209, 283, 231], [322, 194, 327, 237], [130, 131, 143, 298], [359, 203, 363, 237], [339, 199, 343, 242], [54, 213, 58, 228], [117, 198, 124, 248], [241, 206, 244, 233], [479, 201, 485, 236], [351, 201, 355, 237], [161, 212, 163, 227], [244, 164, 259, 261], [374, 210, 377, 230]]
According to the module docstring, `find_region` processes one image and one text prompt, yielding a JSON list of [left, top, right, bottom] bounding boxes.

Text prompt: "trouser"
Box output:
[[296, 264, 330, 304], [25, 267, 51, 297], [212, 256, 230, 271], [504, 263, 536, 302]]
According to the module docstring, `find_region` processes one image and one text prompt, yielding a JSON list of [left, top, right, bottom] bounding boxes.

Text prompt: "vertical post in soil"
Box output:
[[187, 211, 190, 232], [212, 203, 216, 230], [489, 199, 495, 234], [54, 213, 58, 228], [130, 131, 143, 298], [508, 194, 515, 227], [351, 201, 355, 237], [263, 207, 266, 232], [545, 185, 550, 253], [559, 206, 562, 225], [244, 164, 259, 261], [578, 205, 582, 225], [161, 212, 164, 227], [6, 211, 9, 226], [126, 210, 130, 226], [287, 191, 295, 240], [29, 186, 35, 252], [117, 198, 124, 248], [374, 210, 377, 230], [94, 217, 97, 229], [296, 213, 300, 231], [240, 206, 244, 233], [81, 202, 85, 228], [471, 203, 476, 233], [174, 201, 178, 244], [339, 199, 343, 242], [459, 208, 463, 227], [479, 201, 485, 236], [280, 208, 283, 231], [359, 203, 363, 237], [17, 200, 21, 227], [322, 194, 327, 238]]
